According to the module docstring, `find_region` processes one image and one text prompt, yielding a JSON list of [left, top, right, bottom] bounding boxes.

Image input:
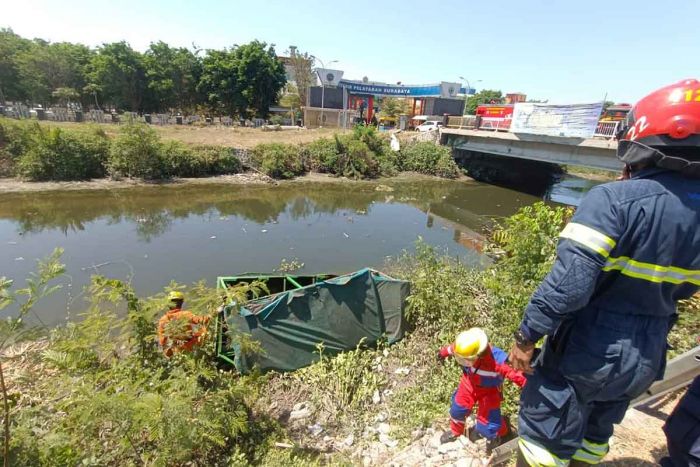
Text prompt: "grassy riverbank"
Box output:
[[563, 165, 618, 181], [0, 118, 459, 183], [0, 172, 470, 195], [3, 203, 698, 466], [45, 121, 347, 149]]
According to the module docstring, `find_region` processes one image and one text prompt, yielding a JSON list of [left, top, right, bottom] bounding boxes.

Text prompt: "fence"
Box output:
[[0, 105, 264, 128], [303, 107, 358, 129], [594, 121, 620, 139], [478, 117, 512, 131], [446, 115, 478, 129], [445, 115, 511, 131]]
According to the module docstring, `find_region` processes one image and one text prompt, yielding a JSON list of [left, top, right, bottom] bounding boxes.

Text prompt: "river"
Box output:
[[0, 175, 600, 326]]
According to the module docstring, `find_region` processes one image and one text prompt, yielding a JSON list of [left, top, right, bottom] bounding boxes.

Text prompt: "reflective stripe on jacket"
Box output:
[[520, 168, 700, 344]]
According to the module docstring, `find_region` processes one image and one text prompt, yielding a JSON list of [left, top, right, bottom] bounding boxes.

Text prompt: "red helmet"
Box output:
[[617, 79, 700, 176]]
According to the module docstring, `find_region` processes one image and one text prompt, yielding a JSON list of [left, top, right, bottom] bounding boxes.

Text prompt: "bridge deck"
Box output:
[[441, 129, 622, 172]]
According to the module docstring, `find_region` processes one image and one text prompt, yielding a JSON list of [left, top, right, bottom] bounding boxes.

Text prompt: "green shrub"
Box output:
[[7, 273, 280, 466], [399, 142, 459, 178], [161, 142, 242, 178], [0, 118, 36, 159], [108, 123, 165, 179], [15, 127, 109, 181], [341, 139, 379, 179], [301, 137, 339, 173], [482, 203, 572, 352], [391, 240, 487, 335], [251, 143, 303, 179], [0, 119, 38, 176], [195, 145, 243, 175], [352, 125, 398, 176], [292, 340, 385, 418], [160, 140, 200, 177], [269, 115, 286, 125]]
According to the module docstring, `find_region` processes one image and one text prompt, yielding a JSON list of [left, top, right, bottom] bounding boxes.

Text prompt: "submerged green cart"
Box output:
[[215, 268, 410, 374]]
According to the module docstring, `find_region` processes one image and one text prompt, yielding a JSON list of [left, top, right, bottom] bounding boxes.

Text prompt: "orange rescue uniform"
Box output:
[[157, 308, 209, 357]]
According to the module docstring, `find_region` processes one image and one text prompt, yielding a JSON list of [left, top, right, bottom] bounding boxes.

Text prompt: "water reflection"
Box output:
[[545, 176, 601, 206], [0, 176, 594, 325], [0, 180, 533, 238]]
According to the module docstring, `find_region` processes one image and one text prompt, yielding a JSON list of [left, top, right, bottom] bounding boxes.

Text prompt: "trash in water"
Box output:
[[261, 229, 268, 233], [343, 232, 350, 238], [210, 236, 217, 239], [14, 257, 24, 261]]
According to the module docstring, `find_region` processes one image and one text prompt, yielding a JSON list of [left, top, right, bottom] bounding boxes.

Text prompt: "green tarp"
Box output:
[[217, 268, 410, 373]]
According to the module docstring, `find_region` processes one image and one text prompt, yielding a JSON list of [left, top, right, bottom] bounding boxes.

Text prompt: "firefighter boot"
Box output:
[[440, 430, 458, 444]]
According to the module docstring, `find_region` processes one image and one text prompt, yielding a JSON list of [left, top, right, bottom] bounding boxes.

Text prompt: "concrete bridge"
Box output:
[[441, 128, 623, 172]]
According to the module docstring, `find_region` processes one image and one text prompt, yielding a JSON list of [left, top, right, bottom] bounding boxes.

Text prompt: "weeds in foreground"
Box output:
[[4, 263, 289, 466], [292, 340, 386, 423]]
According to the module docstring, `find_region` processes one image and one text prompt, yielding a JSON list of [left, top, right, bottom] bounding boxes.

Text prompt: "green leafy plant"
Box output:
[[0, 248, 65, 465], [8, 274, 281, 466], [293, 339, 385, 419], [107, 123, 165, 179], [399, 141, 459, 178], [15, 126, 108, 181], [300, 137, 338, 173], [251, 143, 304, 179]]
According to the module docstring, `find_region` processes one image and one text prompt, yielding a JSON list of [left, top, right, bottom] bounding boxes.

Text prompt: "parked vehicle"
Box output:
[[415, 120, 443, 132]]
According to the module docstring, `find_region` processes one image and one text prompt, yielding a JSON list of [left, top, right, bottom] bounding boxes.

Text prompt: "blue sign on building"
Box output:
[[337, 80, 475, 97]]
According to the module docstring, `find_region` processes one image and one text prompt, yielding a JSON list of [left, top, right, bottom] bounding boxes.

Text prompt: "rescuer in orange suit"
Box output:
[[158, 291, 209, 357]]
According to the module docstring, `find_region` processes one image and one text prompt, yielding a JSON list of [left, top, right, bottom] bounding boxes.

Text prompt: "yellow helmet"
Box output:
[[454, 328, 488, 360], [168, 291, 185, 301]]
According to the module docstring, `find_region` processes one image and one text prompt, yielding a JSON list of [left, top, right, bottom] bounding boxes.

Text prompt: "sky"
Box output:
[[2, 0, 699, 103]]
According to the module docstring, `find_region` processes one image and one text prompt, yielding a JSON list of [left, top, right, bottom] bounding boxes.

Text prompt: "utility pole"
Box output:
[[459, 76, 482, 116]]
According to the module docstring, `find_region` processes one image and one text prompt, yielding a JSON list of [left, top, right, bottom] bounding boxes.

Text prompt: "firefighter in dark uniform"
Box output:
[[507, 79, 700, 466]]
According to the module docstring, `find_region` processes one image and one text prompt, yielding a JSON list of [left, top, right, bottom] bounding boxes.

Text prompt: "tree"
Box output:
[[143, 41, 202, 114], [465, 89, 504, 115], [0, 28, 32, 103], [279, 83, 301, 123], [285, 47, 314, 107], [198, 41, 286, 118], [197, 48, 243, 116], [52, 87, 80, 106], [83, 83, 102, 110], [378, 97, 411, 118], [16, 41, 92, 106], [88, 42, 147, 111], [233, 41, 286, 118]]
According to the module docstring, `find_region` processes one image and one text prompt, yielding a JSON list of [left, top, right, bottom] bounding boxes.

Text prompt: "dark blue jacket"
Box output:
[[663, 375, 700, 466], [519, 168, 700, 396]]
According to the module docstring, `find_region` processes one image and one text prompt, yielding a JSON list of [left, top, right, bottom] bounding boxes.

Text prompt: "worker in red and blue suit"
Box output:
[[508, 79, 700, 466], [438, 327, 526, 451]]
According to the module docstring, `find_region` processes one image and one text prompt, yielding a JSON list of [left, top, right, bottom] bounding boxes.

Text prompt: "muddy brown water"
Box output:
[[0, 176, 598, 326]]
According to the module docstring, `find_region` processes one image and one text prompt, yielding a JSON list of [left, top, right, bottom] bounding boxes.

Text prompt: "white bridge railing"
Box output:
[[594, 121, 620, 139]]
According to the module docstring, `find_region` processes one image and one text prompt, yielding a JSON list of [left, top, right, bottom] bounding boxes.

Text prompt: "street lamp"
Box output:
[[312, 56, 337, 127], [459, 77, 482, 116]]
